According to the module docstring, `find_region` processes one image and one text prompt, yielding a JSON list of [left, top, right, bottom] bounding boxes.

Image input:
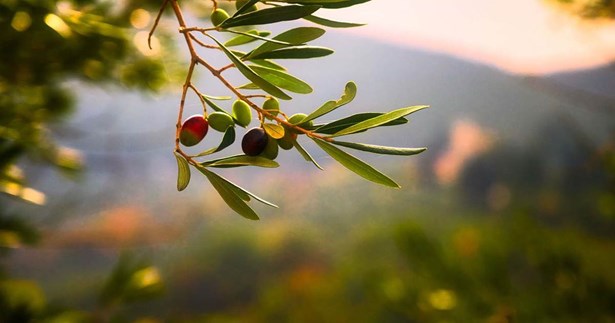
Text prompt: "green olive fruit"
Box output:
[[232, 99, 252, 127], [263, 97, 280, 119], [235, 0, 257, 12], [207, 112, 235, 132], [278, 128, 297, 150], [287, 113, 314, 132], [180, 114, 209, 147], [210, 8, 229, 26], [242, 127, 268, 156], [261, 134, 279, 160]]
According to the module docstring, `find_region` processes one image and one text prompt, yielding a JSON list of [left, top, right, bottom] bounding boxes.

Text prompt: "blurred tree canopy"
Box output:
[[0, 0, 175, 206]]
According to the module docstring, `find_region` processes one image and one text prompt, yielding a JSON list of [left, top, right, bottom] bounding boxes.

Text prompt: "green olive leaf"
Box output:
[[248, 46, 333, 60], [247, 27, 326, 59], [330, 105, 429, 137], [331, 141, 427, 156], [208, 36, 291, 100], [220, 5, 321, 28], [250, 59, 287, 71], [198, 167, 260, 220], [312, 138, 400, 188], [224, 30, 271, 47], [293, 140, 323, 170], [174, 152, 191, 191], [232, 0, 262, 17], [249, 65, 313, 94], [224, 29, 298, 46], [263, 123, 285, 139], [303, 81, 356, 123], [202, 94, 232, 101], [303, 14, 364, 28], [314, 112, 408, 134], [202, 154, 280, 168], [202, 95, 232, 115], [269, 0, 370, 9], [195, 126, 236, 157]]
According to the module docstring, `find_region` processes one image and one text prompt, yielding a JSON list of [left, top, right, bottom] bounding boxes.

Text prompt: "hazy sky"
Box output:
[[326, 0, 615, 75]]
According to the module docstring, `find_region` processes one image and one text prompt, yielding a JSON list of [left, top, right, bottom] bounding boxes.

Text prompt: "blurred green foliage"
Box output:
[[0, 0, 175, 206]]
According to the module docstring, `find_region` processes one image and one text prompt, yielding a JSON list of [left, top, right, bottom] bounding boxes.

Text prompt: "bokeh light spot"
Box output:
[[11, 11, 32, 32], [130, 8, 151, 29]]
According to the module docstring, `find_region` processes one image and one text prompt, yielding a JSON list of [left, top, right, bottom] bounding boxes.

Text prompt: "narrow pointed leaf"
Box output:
[[224, 30, 271, 47], [331, 141, 427, 156], [293, 140, 323, 170], [249, 46, 333, 60], [250, 59, 287, 71], [198, 167, 259, 220], [174, 152, 191, 191], [331, 105, 429, 137], [315, 112, 408, 134], [247, 27, 326, 59], [232, 0, 262, 17], [263, 123, 285, 139], [313, 138, 400, 188], [249, 65, 313, 94], [195, 126, 236, 157], [225, 29, 298, 46], [220, 5, 321, 28], [200, 166, 278, 208], [303, 14, 364, 28], [271, 0, 370, 9], [203, 94, 232, 101], [208, 36, 291, 100], [237, 83, 260, 90], [303, 82, 356, 122], [202, 154, 279, 168], [202, 95, 232, 115]]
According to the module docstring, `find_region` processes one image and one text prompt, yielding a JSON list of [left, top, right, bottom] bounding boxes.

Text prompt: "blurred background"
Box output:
[[1, 0, 614, 321]]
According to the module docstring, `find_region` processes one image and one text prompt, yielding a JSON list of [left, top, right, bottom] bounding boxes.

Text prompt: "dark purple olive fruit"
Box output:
[[180, 115, 208, 147], [242, 127, 269, 156]]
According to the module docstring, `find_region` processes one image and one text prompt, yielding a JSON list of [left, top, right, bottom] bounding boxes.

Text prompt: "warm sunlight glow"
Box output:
[[327, 0, 615, 74], [134, 31, 160, 56], [130, 8, 151, 29], [44, 13, 72, 38]]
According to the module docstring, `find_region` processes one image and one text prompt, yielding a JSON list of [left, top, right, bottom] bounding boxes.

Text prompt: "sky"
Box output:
[[325, 0, 615, 75]]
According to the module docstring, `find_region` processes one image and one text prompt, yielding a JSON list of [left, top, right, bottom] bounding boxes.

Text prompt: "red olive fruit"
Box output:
[[180, 114, 209, 146], [242, 127, 268, 156]]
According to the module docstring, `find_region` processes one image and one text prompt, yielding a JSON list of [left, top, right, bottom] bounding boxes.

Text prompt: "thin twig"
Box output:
[[148, 0, 169, 50]]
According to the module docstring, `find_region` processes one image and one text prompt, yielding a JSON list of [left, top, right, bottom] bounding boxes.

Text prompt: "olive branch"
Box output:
[[149, 0, 428, 220]]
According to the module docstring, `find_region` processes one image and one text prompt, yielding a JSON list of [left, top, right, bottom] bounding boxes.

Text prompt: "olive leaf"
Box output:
[[232, 0, 262, 17], [329, 105, 429, 137], [246, 27, 326, 59], [293, 139, 323, 170], [248, 46, 333, 60], [202, 95, 232, 115], [224, 29, 299, 46], [174, 152, 191, 191], [303, 81, 357, 122], [208, 36, 292, 100], [249, 65, 313, 94], [313, 138, 400, 188], [314, 112, 408, 134], [263, 123, 285, 139], [270, 0, 370, 9], [224, 30, 271, 47], [331, 140, 427, 156], [220, 5, 321, 28], [195, 126, 236, 157], [201, 154, 280, 168], [198, 167, 260, 220], [303, 14, 364, 28]]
